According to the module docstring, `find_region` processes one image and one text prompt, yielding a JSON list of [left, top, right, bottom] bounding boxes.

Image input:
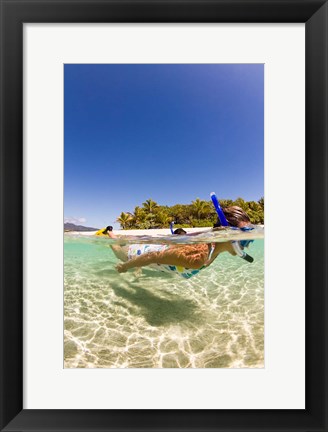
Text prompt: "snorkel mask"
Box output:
[[210, 192, 254, 263]]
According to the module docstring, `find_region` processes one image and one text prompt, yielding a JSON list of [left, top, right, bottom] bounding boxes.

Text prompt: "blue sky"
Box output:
[[64, 64, 264, 229]]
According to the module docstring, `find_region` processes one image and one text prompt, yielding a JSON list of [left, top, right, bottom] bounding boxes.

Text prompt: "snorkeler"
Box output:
[[173, 228, 187, 235], [108, 204, 253, 278]]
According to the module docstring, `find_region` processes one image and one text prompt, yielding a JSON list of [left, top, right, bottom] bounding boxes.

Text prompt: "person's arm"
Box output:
[[204, 242, 236, 266], [116, 245, 208, 273]]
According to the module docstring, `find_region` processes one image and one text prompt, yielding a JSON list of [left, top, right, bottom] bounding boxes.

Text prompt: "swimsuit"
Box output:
[[127, 243, 216, 279]]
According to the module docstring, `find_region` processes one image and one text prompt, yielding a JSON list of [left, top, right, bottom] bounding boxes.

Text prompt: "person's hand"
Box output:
[[116, 262, 128, 273]]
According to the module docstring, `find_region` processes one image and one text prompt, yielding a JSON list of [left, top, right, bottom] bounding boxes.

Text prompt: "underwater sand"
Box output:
[[64, 233, 264, 368]]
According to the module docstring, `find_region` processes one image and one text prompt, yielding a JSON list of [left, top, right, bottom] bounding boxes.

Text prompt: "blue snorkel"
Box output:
[[170, 221, 175, 234], [210, 192, 254, 263], [210, 193, 229, 227]]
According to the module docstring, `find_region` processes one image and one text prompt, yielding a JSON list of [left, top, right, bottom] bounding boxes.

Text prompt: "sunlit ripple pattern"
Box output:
[[64, 236, 264, 368]]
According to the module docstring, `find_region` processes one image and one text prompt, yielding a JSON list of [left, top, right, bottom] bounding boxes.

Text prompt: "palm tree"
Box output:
[[191, 198, 211, 219], [155, 210, 170, 228], [142, 199, 159, 214], [116, 212, 133, 229], [141, 199, 159, 228], [168, 204, 189, 225], [219, 199, 234, 208], [258, 197, 264, 210], [234, 197, 248, 211], [248, 201, 261, 211], [131, 206, 146, 228], [115, 195, 264, 229]]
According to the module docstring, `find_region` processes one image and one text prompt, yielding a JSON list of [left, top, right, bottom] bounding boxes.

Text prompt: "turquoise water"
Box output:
[[64, 234, 264, 368]]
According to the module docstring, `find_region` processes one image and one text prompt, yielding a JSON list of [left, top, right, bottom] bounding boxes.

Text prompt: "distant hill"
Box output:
[[64, 223, 99, 232]]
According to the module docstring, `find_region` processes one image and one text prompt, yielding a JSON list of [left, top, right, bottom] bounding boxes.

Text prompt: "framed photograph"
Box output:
[[0, 1, 327, 431]]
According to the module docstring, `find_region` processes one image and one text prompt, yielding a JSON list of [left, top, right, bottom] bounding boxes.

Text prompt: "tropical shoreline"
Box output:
[[65, 227, 211, 237], [65, 225, 264, 238]]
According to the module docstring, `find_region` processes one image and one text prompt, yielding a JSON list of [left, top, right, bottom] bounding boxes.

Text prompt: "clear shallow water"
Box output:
[[64, 233, 264, 368]]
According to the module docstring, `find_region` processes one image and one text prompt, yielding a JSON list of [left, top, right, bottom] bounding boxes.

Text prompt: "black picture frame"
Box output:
[[1, 1, 327, 431]]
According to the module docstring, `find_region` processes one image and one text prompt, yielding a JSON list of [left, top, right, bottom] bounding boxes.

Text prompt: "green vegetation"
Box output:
[[116, 197, 264, 229]]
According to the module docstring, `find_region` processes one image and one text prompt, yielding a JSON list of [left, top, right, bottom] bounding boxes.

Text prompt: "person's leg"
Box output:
[[117, 244, 209, 272], [111, 245, 129, 262]]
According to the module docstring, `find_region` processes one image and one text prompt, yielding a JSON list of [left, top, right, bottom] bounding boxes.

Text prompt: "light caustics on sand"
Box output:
[[64, 232, 264, 369]]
